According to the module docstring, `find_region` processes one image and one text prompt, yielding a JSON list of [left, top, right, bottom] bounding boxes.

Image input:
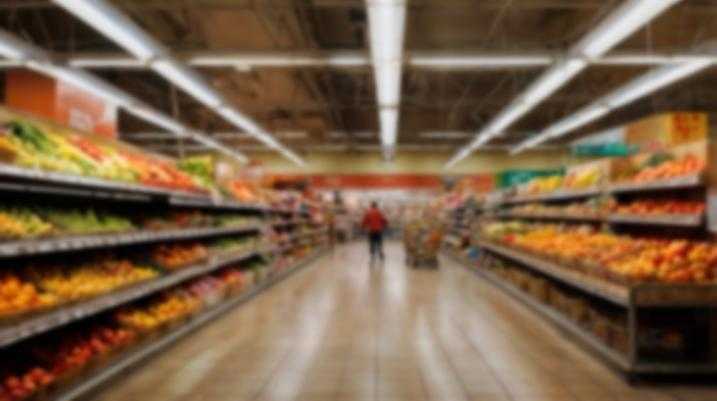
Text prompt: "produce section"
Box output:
[[442, 130, 717, 376], [0, 110, 330, 401]]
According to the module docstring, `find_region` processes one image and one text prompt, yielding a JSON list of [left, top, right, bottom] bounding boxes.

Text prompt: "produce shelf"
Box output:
[[497, 212, 703, 227], [444, 249, 717, 374], [607, 213, 703, 227], [442, 250, 631, 371], [477, 240, 630, 306], [608, 174, 703, 194], [502, 187, 602, 205], [0, 163, 204, 199], [0, 224, 263, 258], [498, 212, 603, 222], [50, 248, 327, 401], [0, 249, 261, 348], [167, 195, 269, 212]]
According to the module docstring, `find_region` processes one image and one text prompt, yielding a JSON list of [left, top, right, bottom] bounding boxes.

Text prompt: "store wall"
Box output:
[[248, 149, 572, 175]]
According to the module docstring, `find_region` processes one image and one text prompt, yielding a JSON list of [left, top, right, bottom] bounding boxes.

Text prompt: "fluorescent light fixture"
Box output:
[[520, 59, 586, 105], [513, 59, 713, 153], [410, 54, 551, 68], [545, 106, 610, 139], [26, 61, 136, 107], [216, 107, 262, 135], [374, 62, 402, 107], [574, 0, 682, 59], [0, 30, 46, 60], [55, 0, 306, 167], [152, 59, 224, 109], [603, 60, 711, 108], [367, 1, 406, 63], [191, 51, 370, 68], [367, 0, 406, 158], [70, 55, 145, 69], [126, 107, 186, 133], [445, 0, 680, 167], [379, 108, 399, 146], [53, 0, 163, 61]]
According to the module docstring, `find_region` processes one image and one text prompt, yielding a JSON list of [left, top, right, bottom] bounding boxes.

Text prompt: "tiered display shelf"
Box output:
[[51, 249, 327, 401]]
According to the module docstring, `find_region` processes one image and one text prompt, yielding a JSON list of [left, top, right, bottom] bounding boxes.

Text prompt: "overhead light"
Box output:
[[69, 55, 145, 69], [52, 0, 163, 61], [603, 60, 712, 108], [367, 1, 406, 63], [445, 0, 681, 167], [574, 0, 682, 59], [513, 59, 713, 153], [27, 62, 135, 107], [189, 51, 370, 68], [126, 107, 186, 133], [55, 0, 302, 166], [374, 62, 402, 107], [520, 59, 586, 106], [151, 59, 224, 109], [410, 53, 552, 68], [545, 106, 610, 139], [379, 108, 399, 147], [216, 107, 262, 135], [0, 30, 46, 61], [367, 0, 406, 159]]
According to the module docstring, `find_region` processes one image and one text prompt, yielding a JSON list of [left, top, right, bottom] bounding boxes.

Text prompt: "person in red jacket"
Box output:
[[362, 201, 388, 262]]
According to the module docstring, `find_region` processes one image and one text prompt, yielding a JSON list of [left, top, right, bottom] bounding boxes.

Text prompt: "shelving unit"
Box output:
[[0, 250, 261, 348], [0, 157, 330, 400], [440, 134, 717, 377], [0, 225, 262, 258], [50, 248, 327, 401]]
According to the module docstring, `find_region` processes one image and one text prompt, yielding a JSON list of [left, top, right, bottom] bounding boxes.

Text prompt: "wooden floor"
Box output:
[[93, 242, 717, 401]]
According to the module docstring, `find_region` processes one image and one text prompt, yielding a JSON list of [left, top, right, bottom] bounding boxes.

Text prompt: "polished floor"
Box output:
[[94, 242, 717, 401]]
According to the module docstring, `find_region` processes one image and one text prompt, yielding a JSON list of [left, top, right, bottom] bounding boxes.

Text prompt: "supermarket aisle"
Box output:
[[94, 242, 715, 401]]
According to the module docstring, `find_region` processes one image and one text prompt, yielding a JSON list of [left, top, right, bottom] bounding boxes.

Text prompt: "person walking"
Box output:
[[362, 201, 388, 263]]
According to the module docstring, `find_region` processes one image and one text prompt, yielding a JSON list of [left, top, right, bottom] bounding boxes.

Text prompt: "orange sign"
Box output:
[[5, 70, 118, 138], [625, 112, 706, 151]]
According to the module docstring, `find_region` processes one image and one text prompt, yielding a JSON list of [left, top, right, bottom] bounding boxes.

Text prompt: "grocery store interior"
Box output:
[[3, 0, 717, 400]]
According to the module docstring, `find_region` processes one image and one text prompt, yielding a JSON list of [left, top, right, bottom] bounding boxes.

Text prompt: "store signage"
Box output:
[[625, 112, 706, 151], [5, 70, 118, 138]]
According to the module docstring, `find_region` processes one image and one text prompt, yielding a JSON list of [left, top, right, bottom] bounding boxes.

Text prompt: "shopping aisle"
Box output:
[[93, 242, 715, 401]]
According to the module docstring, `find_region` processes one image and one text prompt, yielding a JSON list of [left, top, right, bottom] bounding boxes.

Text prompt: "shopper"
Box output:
[[362, 201, 388, 262]]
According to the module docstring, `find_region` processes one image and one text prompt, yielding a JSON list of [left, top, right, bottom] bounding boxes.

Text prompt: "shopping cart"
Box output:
[[403, 220, 444, 268]]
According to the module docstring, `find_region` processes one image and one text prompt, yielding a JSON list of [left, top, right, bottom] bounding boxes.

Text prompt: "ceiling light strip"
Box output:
[[367, 0, 407, 159], [53, 0, 303, 166], [0, 29, 247, 164], [512, 59, 713, 153], [445, 0, 682, 168]]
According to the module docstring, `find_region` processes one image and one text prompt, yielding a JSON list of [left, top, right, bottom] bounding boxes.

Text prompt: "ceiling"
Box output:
[[0, 0, 716, 160]]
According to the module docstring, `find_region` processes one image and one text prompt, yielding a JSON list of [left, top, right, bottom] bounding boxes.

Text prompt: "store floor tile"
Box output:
[[90, 242, 717, 401]]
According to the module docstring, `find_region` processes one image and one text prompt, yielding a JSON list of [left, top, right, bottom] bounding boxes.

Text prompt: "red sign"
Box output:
[[270, 174, 494, 190]]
